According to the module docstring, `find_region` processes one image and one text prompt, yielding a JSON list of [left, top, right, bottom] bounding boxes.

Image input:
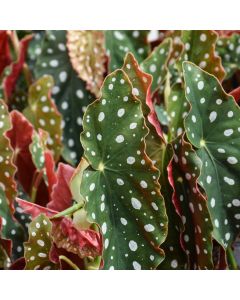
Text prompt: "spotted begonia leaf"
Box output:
[[27, 31, 44, 69], [141, 38, 172, 94], [166, 31, 183, 67], [105, 30, 150, 71], [183, 62, 240, 249], [0, 30, 11, 76], [80, 69, 167, 270], [24, 214, 57, 270], [171, 135, 213, 269], [158, 144, 187, 269], [24, 75, 62, 161], [166, 83, 190, 141], [216, 33, 240, 80], [67, 30, 106, 97], [0, 100, 17, 212], [0, 189, 25, 260], [34, 30, 94, 164], [29, 129, 57, 197], [17, 198, 103, 263], [178, 30, 225, 81], [0, 216, 12, 269], [3, 34, 32, 100], [29, 130, 48, 171], [122, 53, 164, 168]]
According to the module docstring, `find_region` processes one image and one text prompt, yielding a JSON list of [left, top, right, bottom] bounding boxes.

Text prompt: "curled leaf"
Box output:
[[67, 30, 106, 97]]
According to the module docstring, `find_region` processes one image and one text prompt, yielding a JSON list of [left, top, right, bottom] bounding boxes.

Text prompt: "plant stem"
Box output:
[[227, 246, 238, 270], [31, 170, 43, 202], [50, 202, 84, 219], [59, 256, 80, 270]]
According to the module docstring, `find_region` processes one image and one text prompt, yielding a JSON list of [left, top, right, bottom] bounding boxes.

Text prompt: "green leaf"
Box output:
[[216, 33, 240, 80], [122, 52, 164, 169], [105, 30, 150, 71], [166, 83, 190, 141], [34, 30, 94, 164], [178, 30, 225, 81], [29, 130, 48, 171], [158, 144, 188, 269], [24, 214, 56, 270], [80, 69, 167, 269], [183, 61, 240, 249], [0, 189, 25, 260], [24, 75, 62, 161], [171, 134, 213, 269], [141, 38, 172, 94], [0, 100, 17, 212]]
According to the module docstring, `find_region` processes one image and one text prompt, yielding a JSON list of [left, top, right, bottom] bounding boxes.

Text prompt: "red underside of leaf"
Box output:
[[230, 86, 240, 103], [44, 150, 57, 196], [16, 198, 57, 218], [146, 90, 165, 141], [47, 163, 75, 212], [49, 243, 85, 270], [3, 34, 32, 99], [52, 217, 103, 258], [7, 110, 35, 194], [9, 257, 26, 270], [0, 30, 11, 76]]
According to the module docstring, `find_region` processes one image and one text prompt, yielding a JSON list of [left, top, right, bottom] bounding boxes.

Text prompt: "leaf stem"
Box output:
[[31, 170, 43, 202], [59, 255, 80, 270], [50, 202, 84, 219], [227, 246, 238, 270]]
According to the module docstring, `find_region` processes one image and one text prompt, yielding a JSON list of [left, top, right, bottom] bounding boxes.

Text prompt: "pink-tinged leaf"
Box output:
[[171, 134, 213, 269], [3, 34, 32, 99], [49, 244, 85, 270], [67, 30, 106, 97], [9, 257, 25, 270], [215, 30, 240, 37], [0, 30, 11, 76], [16, 198, 57, 218], [6, 110, 35, 195], [122, 53, 165, 169], [0, 100, 17, 213], [52, 217, 103, 259], [47, 163, 75, 212], [158, 144, 188, 269], [230, 86, 240, 103], [44, 150, 57, 196]]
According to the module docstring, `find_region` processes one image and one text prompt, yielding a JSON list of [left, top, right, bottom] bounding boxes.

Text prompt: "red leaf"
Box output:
[[44, 150, 57, 196], [230, 86, 240, 103], [16, 198, 57, 218], [146, 90, 165, 140], [0, 30, 11, 76], [215, 30, 240, 37], [3, 34, 32, 99], [9, 257, 26, 270], [47, 163, 75, 212], [6, 110, 35, 194], [52, 217, 103, 258]]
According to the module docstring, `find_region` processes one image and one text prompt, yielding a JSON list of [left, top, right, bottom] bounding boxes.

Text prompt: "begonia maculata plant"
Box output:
[[0, 30, 240, 270]]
